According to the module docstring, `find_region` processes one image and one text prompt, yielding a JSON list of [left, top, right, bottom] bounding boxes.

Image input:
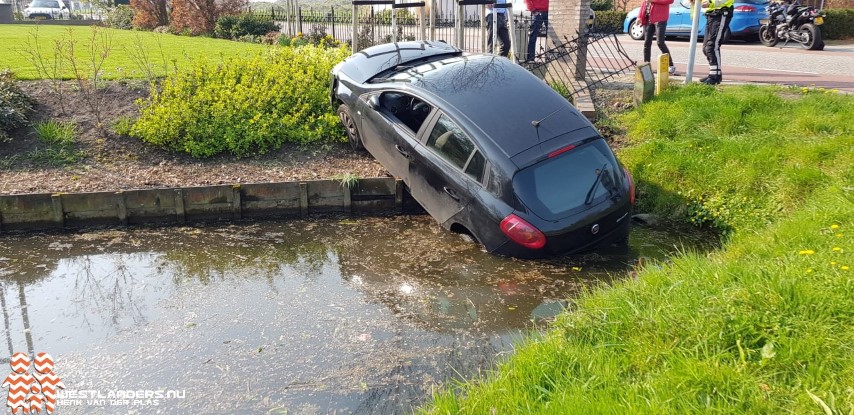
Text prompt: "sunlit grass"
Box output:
[[422, 85, 854, 414], [0, 25, 267, 80]]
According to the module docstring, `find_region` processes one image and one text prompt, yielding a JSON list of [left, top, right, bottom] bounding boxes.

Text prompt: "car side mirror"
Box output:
[[367, 95, 380, 110]]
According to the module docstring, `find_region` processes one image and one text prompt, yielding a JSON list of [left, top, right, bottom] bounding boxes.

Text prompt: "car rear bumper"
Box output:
[[490, 210, 631, 259]]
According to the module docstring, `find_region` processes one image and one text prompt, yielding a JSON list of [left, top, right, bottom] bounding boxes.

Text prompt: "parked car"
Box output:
[[24, 0, 70, 19], [330, 41, 634, 258], [623, 0, 769, 42]]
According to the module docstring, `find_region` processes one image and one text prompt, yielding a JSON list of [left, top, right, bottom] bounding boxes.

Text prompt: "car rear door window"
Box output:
[[425, 114, 484, 182], [513, 139, 622, 220], [378, 92, 433, 134]]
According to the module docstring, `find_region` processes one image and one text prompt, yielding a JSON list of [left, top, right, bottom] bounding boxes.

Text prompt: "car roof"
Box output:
[[335, 41, 462, 84], [395, 54, 597, 161]]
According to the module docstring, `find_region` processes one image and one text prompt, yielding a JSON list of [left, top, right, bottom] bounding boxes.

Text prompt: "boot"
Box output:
[[702, 75, 722, 85]]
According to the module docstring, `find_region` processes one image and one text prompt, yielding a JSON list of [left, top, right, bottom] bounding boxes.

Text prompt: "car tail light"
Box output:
[[624, 168, 636, 205], [548, 144, 575, 158], [500, 214, 546, 249], [734, 5, 755, 12]]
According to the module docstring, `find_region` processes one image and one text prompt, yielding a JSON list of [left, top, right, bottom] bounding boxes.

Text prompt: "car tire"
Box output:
[[629, 19, 645, 41], [337, 104, 364, 152]]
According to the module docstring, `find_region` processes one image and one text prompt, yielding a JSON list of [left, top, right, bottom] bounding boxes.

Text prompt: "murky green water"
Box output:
[[0, 216, 714, 414]]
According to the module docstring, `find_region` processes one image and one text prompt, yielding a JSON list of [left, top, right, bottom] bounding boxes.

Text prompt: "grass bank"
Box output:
[[0, 25, 266, 80], [423, 85, 854, 414]]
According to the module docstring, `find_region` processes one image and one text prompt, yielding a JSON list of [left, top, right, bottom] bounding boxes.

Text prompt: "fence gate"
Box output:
[[523, 31, 637, 99]]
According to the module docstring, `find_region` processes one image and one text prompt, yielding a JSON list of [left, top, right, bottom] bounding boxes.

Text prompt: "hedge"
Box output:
[[594, 10, 628, 34], [822, 9, 854, 39]]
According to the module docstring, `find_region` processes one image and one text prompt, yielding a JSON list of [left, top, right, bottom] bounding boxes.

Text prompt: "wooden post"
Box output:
[[395, 179, 404, 212], [343, 183, 352, 212], [116, 191, 128, 226], [175, 189, 186, 224], [456, 1, 463, 48], [429, 0, 436, 40], [656, 53, 670, 95], [232, 185, 242, 220], [299, 183, 309, 216], [51, 194, 64, 228]]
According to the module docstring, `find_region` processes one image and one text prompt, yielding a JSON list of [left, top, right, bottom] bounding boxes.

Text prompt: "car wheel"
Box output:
[[337, 104, 364, 152], [629, 19, 644, 41]]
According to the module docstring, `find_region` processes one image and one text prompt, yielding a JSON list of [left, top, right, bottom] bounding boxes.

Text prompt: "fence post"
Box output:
[[392, 0, 398, 42], [352, 3, 359, 52], [456, 1, 463, 48], [298, 6, 303, 34], [332, 6, 336, 39], [419, 0, 425, 40], [429, 0, 436, 40]]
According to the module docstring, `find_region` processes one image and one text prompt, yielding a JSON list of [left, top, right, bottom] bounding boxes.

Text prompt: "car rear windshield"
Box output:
[[513, 138, 622, 221]]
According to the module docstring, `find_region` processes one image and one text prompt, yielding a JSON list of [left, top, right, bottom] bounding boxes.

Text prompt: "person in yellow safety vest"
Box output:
[[692, 0, 734, 84]]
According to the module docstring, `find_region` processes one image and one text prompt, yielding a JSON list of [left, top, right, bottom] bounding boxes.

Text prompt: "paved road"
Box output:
[[610, 34, 854, 91]]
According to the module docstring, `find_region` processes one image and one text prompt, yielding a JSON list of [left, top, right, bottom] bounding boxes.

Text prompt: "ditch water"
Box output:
[[0, 216, 715, 414]]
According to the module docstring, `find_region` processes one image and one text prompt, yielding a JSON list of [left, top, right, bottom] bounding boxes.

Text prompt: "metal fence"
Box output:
[[524, 31, 636, 97]]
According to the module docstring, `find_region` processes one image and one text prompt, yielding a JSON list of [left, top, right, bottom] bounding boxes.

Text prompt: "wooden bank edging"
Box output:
[[0, 178, 406, 232]]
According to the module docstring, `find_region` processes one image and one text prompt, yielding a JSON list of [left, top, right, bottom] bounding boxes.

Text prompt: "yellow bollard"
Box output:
[[656, 53, 670, 95]]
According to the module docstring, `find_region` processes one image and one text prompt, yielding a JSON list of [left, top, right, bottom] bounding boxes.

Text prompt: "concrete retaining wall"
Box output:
[[0, 178, 408, 232]]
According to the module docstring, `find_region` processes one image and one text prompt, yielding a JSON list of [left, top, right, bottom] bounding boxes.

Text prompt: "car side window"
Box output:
[[426, 114, 485, 182], [378, 92, 433, 134]]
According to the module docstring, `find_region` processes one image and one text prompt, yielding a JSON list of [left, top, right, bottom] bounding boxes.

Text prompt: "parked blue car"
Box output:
[[623, 0, 769, 42]]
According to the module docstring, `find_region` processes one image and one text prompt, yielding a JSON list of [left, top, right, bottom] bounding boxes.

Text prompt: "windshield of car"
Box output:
[[512, 138, 622, 220], [30, 0, 60, 7]]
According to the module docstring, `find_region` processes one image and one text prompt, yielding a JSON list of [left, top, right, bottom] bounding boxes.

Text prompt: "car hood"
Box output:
[[333, 41, 462, 84]]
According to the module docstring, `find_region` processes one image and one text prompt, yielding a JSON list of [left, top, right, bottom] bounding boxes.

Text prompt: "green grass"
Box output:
[[422, 85, 854, 414], [34, 119, 76, 145], [0, 25, 267, 80]]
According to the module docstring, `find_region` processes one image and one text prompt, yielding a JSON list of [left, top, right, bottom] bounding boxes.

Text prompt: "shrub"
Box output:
[[130, 0, 168, 29], [131, 45, 351, 157], [822, 9, 854, 40], [593, 10, 627, 33], [591, 0, 614, 12], [0, 70, 33, 143], [105, 5, 135, 30], [214, 13, 279, 39]]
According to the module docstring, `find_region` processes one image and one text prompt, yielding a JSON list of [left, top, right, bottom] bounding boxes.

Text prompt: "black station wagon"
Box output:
[[330, 41, 635, 258]]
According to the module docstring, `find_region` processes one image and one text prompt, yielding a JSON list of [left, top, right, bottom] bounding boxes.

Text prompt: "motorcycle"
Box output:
[[759, 1, 825, 50]]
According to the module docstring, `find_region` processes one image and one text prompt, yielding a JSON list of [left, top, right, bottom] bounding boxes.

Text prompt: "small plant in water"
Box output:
[[35, 120, 77, 145]]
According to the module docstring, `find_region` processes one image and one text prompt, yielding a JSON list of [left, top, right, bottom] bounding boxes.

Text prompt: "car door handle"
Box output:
[[443, 186, 460, 201], [395, 145, 409, 158]]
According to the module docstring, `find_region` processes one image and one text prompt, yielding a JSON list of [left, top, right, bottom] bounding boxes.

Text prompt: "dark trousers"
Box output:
[[487, 13, 511, 57], [702, 7, 732, 76], [526, 11, 548, 61], [643, 21, 673, 67]]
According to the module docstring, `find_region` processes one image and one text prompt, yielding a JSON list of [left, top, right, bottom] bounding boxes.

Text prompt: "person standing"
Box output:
[[695, 0, 734, 84], [524, 0, 548, 62], [639, 0, 676, 75], [487, 0, 511, 57]]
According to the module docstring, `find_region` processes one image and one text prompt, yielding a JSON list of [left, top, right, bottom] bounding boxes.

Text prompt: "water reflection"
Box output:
[[0, 216, 715, 414]]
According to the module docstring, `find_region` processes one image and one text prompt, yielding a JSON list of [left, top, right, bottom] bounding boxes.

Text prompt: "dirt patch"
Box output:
[[1, 80, 385, 195]]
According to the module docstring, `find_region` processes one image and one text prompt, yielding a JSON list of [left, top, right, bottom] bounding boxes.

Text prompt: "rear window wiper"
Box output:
[[584, 163, 609, 205]]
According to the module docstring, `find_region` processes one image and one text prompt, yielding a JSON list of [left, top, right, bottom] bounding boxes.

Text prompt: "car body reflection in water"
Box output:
[[0, 216, 714, 414]]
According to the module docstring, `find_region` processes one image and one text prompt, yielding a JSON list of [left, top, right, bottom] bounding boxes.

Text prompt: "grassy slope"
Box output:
[[0, 25, 267, 80], [424, 85, 854, 414]]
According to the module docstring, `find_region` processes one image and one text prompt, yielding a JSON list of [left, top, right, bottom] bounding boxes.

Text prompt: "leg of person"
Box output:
[[643, 23, 654, 63], [498, 15, 512, 57], [701, 13, 721, 84], [526, 12, 547, 61], [655, 21, 676, 74], [705, 10, 728, 84]]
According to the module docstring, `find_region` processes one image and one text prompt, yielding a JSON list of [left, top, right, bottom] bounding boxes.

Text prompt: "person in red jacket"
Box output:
[[524, 0, 548, 62], [638, 0, 676, 74]]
